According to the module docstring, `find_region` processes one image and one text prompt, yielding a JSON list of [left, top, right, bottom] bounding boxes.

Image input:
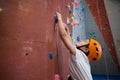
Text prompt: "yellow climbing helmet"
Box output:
[[88, 39, 102, 62]]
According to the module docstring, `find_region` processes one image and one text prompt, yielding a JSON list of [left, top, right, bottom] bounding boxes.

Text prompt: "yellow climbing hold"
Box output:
[[0, 8, 3, 13]]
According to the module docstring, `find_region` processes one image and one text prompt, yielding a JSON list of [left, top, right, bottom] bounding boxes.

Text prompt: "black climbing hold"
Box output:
[[54, 14, 58, 24]]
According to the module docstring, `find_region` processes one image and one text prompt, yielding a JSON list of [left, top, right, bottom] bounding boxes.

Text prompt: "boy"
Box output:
[[56, 12, 102, 80]]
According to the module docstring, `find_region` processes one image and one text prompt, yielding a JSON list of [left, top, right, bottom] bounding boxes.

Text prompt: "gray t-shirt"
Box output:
[[69, 48, 93, 80]]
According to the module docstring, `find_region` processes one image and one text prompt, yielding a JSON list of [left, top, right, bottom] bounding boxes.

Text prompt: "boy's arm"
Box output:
[[56, 12, 76, 55], [63, 23, 72, 42]]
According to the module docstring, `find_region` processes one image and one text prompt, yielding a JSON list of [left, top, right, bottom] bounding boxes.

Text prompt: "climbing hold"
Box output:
[[73, 19, 79, 26], [77, 36, 80, 41], [54, 74, 60, 80], [0, 7, 3, 13], [72, 38, 75, 42], [92, 32, 95, 34], [88, 4, 92, 8], [93, 36, 96, 38], [89, 33, 92, 37], [69, 9, 73, 14], [54, 14, 58, 31], [108, 10, 112, 14], [81, 4, 85, 12], [65, 5, 71, 9], [65, 5, 74, 17], [70, 16, 74, 20], [67, 17, 71, 25], [70, 12, 74, 17], [89, 32, 91, 35], [75, 7, 79, 10], [54, 14, 58, 24], [74, 1, 79, 6], [71, 2, 74, 5], [49, 52, 53, 60], [89, 32, 93, 36]]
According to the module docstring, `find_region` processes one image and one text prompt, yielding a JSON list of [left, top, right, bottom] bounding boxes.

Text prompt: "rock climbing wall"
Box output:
[[72, 0, 86, 45], [1, 0, 120, 80], [0, 0, 72, 80], [104, 0, 120, 67], [72, 0, 120, 78], [85, 0, 120, 72], [84, 0, 120, 76], [85, 0, 120, 79]]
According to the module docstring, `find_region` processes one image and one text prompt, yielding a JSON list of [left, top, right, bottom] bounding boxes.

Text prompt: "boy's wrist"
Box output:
[[58, 17, 62, 21]]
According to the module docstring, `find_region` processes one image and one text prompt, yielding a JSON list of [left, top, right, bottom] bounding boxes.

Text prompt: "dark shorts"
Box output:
[[67, 75, 73, 80]]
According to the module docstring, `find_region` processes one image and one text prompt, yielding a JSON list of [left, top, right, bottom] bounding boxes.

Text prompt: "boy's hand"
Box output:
[[56, 12, 70, 34], [56, 12, 62, 21]]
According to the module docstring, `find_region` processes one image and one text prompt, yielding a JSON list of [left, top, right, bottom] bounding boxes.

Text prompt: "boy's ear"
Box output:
[[80, 47, 89, 52]]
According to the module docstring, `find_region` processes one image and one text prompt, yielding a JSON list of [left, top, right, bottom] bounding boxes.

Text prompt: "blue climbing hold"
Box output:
[[49, 52, 53, 60], [81, 4, 85, 12], [69, 9, 73, 14], [77, 36, 80, 41], [89, 32, 93, 36], [75, 7, 79, 10]]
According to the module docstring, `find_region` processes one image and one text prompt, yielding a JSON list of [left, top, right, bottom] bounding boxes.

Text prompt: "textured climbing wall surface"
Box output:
[[0, 0, 72, 80], [85, 0, 120, 72]]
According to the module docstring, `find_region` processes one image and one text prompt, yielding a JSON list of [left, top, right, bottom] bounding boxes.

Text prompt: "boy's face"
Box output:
[[76, 39, 89, 47]]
